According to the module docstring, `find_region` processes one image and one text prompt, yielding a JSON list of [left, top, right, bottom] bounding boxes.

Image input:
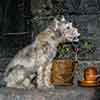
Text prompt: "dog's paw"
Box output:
[[46, 84, 55, 89]]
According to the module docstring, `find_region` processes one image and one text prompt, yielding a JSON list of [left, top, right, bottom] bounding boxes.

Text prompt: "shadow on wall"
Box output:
[[0, 0, 25, 33]]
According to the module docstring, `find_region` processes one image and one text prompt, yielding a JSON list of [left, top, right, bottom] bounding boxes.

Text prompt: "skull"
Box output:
[[53, 16, 80, 42]]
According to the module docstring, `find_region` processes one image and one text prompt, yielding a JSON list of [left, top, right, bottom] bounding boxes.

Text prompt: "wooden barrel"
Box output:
[[51, 59, 75, 86]]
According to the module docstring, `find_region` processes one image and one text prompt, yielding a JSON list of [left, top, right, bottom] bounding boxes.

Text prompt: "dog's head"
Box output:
[[51, 16, 80, 42]]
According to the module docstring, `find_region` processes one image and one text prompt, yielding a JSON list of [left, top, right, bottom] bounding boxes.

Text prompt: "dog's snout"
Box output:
[[77, 36, 80, 39], [77, 33, 80, 36], [74, 34, 80, 39]]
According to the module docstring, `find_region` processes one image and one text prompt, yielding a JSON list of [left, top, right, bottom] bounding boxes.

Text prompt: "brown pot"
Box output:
[[51, 59, 75, 86], [84, 67, 97, 81]]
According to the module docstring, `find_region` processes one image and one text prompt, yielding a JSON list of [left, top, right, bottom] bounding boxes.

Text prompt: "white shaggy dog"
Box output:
[[3, 17, 80, 89]]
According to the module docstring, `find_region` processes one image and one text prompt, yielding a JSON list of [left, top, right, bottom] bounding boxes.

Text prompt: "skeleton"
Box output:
[[3, 16, 80, 89]]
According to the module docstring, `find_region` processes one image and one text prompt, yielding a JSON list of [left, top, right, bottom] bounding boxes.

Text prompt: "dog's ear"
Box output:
[[60, 16, 66, 22], [66, 22, 72, 29], [52, 18, 60, 31]]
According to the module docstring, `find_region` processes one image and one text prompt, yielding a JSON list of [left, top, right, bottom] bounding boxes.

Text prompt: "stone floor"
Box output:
[[0, 86, 99, 100]]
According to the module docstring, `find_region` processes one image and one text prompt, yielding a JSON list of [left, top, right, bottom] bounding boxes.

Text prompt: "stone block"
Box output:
[[64, 0, 100, 14]]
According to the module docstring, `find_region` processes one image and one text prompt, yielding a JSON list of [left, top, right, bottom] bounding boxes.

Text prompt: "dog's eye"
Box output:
[[67, 26, 70, 29], [51, 36, 55, 40]]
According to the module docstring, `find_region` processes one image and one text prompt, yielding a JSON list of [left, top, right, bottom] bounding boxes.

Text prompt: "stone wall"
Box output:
[[64, 0, 100, 60], [63, 0, 100, 81]]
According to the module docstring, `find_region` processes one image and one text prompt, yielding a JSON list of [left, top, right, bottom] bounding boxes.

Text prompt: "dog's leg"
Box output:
[[44, 63, 54, 88], [4, 66, 26, 88], [22, 78, 35, 89], [37, 66, 45, 88], [4, 65, 36, 89]]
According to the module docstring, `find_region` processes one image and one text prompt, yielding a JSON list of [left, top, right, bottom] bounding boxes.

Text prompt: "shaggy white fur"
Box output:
[[3, 16, 80, 89]]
